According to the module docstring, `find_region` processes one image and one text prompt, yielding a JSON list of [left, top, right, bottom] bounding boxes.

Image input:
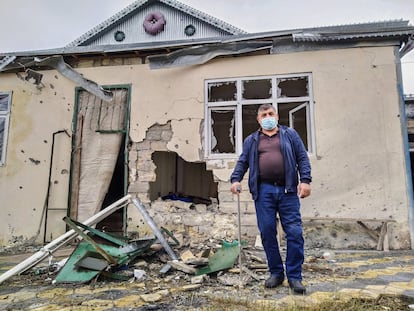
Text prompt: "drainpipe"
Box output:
[[396, 45, 414, 249]]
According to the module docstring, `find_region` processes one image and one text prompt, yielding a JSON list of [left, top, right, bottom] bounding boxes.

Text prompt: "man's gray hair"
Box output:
[[257, 103, 276, 115]]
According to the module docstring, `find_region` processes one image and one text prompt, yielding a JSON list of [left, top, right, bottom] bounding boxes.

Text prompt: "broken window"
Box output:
[[210, 108, 236, 154], [205, 74, 314, 157], [150, 151, 218, 203], [0, 92, 11, 166], [242, 79, 272, 99], [208, 81, 237, 102], [277, 76, 308, 98]]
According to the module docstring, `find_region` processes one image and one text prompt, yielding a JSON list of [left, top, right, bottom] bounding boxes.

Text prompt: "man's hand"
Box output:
[[298, 183, 311, 198], [230, 182, 242, 194]]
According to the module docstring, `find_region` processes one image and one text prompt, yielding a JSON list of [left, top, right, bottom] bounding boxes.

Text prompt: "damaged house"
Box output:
[[1, 0, 414, 251]]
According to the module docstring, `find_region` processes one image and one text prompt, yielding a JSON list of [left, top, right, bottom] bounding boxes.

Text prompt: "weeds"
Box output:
[[199, 294, 413, 311]]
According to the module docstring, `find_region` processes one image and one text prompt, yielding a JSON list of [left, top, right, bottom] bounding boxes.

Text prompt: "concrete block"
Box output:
[[151, 140, 167, 151], [128, 181, 150, 193], [136, 140, 151, 150]]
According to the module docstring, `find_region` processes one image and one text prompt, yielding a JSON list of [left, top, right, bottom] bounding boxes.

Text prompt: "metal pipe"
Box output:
[[236, 186, 243, 287], [132, 198, 178, 261], [0, 194, 131, 284], [43, 129, 71, 243]]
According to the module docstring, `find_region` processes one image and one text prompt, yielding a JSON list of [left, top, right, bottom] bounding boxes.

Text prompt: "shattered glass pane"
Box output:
[[277, 77, 308, 98], [208, 81, 237, 102], [242, 79, 271, 99], [211, 110, 235, 153], [0, 94, 10, 112], [242, 104, 262, 140]]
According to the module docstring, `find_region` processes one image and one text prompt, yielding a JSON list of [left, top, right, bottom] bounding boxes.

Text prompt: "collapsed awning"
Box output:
[[148, 41, 273, 69]]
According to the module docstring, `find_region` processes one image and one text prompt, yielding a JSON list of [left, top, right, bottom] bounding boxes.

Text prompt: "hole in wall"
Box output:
[[149, 151, 218, 204]]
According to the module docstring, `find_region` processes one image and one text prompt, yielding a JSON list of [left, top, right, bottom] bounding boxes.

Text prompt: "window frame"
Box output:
[[0, 91, 12, 166], [204, 73, 314, 159]]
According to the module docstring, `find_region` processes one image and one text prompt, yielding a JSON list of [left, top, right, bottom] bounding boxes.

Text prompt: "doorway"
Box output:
[[69, 86, 130, 236]]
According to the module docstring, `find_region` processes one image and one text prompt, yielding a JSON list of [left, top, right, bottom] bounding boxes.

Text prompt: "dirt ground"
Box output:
[[1, 241, 414, 310]]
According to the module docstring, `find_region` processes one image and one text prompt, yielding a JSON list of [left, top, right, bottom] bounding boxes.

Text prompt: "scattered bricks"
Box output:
[[140, 293, 163, 303], [151, 201, 174, 212], [180, 250, 196, 262], [191, 275, 205, 284], [194, 204, 207, 213], [182, 213, 214, 227], [172, 201, 194, 210], [168, 261, 196, 274], [170, 214, 183, 225]]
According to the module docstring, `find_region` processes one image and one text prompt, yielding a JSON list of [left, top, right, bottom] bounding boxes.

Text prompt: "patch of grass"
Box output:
[[199, 295, 413, 311]]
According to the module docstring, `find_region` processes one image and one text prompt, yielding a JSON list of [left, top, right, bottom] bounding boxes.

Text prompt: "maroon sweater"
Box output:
[[258, 131, 285, 185]]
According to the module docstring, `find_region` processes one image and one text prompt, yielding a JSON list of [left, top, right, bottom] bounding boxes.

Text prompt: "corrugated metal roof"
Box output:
[[66, 0, 246, 47], [0, 20, 413, 70], [292, 20, 414, 42]]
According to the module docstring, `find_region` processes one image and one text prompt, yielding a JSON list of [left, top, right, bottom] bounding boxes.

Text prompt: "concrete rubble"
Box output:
[[1, 239, 414, 310]]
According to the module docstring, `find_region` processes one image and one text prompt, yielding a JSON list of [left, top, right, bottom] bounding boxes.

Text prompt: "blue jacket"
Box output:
[[230, 125, 312, 201]]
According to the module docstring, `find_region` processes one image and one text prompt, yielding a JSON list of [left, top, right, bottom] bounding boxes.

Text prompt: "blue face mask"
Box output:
[[260, 116, 277, 130]]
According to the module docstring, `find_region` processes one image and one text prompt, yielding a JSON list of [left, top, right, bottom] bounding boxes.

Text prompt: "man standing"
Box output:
[[230, 103, 311, 294]]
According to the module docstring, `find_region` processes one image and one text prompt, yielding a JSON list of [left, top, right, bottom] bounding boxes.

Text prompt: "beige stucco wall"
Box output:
[[0, 44, 411, 248], [0, 72, 74, 245]]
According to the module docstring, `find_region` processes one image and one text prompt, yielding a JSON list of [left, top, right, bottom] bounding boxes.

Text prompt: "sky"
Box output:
[[1, 0, 414, 94]]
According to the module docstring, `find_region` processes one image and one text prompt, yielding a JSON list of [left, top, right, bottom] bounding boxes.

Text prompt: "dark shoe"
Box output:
[[265, 275, 284, 288], [288, 280, 306, 294]]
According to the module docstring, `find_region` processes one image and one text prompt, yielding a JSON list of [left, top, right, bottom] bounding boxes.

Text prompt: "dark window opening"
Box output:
[[278, 102, 308, 149], [96, 136, 126, 235], [211, 110, 235, 153], [242, 79, 272, 99], [208, 81, 237, 102], [242, 104, 261, 140], [150, 151, 218, 205], [278, 77, 308, 97]]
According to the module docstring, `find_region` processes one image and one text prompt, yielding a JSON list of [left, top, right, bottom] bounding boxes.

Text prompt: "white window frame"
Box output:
[[204, 73, 315, 158], [0, 92, 12, 166]]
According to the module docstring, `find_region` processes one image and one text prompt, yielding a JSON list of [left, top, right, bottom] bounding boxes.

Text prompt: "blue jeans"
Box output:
[[255, 183, 304, 281]]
